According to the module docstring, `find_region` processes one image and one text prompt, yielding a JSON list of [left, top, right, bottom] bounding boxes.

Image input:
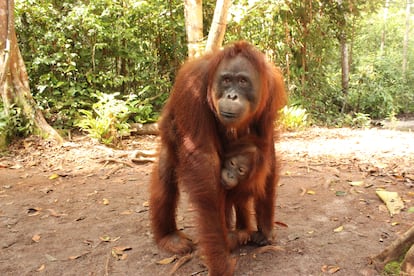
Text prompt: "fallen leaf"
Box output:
[[407, 207, 414, 213], [103, 198, 109, 205], [274, 221, 288, 228], [111, 246, 131, 260], [32, 234, 41, 243], [36, 264, 45, 272], [45, 254, 58, 262], [119, 254, 128, 260], [391, 222, 399, 226], [333, 226, 344, 233], [300, 187, 306, 196], [9, 164, 22, 169], [112, 246, 132, 255], [393, 174, 405, 181], [100, 235, 121, 242], [321, 265, 341, 274], [120, 210, 133, 215], [76, 216, 86, 221], [329, 266, 341, 273], [100, 235, 111, 242], [156, 255, 177, 265], [27, 207, 42, 216], [142, 201, 149, 207], [48, 173, 60, 180], [47, 209, 65, 217], [169, 254, 193, 275], [376, 190, 405, 216], [349, 180, 364, 186], [111, 236, 121, 242], [335, 191, 346, 196], [68, 251, 91, 260], [307, 190, 316, 195]]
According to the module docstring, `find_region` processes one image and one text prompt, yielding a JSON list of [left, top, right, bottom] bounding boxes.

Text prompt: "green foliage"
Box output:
[[348, 2, 414, 119], [12, 0, 414, 135], [0, 104, 34, 146], [75, 91, 156, 145], [336, 113, 372, 128], [383, 261, 401, 275], [15, 0, 185, 129], [279, 105, 309, 131], [76, 93, 130, 145], [227, 0, 414, 125]]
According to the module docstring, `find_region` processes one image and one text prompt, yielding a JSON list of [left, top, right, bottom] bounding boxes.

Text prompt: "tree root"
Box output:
[[372, 225, 414, 274]]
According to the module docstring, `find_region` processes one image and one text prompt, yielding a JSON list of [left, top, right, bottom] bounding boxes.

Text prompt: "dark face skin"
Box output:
[[221, 154, 252, 190], [213, 55, 260, 128]]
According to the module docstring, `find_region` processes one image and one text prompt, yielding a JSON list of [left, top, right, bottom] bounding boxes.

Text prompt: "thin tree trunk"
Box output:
[[380, 0, 390, 55], [205, 0, 232, 53], [299, 0, 311, 97], [402, 0, 410, 81], [184, 0, 203, 58], [0, 0, 63, 143], [284, 18, 291, 90], [340, 33, 349, 112]]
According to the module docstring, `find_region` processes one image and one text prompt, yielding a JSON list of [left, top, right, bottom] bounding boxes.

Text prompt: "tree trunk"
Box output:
[[340, 33, 349, 113], [284, 19, 291, 90], [402, 0, 410, 81], [184, 0, 204, 58], [0, 0, 63, 143], [205, 0, 231, 53]]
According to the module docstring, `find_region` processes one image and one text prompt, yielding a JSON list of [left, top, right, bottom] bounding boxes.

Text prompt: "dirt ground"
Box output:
[[1, 127, 413, 276]]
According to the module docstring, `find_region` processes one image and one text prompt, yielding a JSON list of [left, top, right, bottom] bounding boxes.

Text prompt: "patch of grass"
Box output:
[[383, 261, 401, 275], [279, 105, 309, 131]]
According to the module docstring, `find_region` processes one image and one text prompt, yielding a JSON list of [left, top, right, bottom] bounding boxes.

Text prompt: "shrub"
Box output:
[[0, 104, 34, 148], [75, 93, 131, 146], [279, 105, 309, 131]]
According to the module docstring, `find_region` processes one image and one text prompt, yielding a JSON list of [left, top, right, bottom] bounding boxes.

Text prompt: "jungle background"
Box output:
[[1, 0, 413, 144]]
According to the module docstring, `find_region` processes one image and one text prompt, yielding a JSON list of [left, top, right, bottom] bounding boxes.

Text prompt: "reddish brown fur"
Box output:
[[149, 41, 287, 276]]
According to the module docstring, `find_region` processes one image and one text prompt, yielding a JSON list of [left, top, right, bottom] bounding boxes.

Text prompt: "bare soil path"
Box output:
[[0, 127, 413, 275]]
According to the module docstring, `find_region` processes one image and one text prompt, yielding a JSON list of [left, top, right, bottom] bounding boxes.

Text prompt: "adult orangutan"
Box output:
[[149, 41, 287, 275]]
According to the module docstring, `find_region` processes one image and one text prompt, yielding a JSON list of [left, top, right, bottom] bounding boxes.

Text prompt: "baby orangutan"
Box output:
[[221, 138, 263, 249], [221, 143, 258, 190], [221, 136, 280, 249]]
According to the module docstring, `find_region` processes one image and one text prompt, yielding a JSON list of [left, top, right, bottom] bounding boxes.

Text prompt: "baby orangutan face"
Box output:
[[221, 153, 252, 190]]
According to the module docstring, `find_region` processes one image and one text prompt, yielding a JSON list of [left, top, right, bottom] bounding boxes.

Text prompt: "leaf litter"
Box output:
[[1, 128, 414, 275]]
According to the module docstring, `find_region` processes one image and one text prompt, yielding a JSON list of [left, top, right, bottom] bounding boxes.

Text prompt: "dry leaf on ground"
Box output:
[[376, 190, 404, 216]]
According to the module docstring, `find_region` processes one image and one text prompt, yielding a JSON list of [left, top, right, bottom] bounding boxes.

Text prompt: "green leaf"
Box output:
[[335, 191, 347, 197]]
